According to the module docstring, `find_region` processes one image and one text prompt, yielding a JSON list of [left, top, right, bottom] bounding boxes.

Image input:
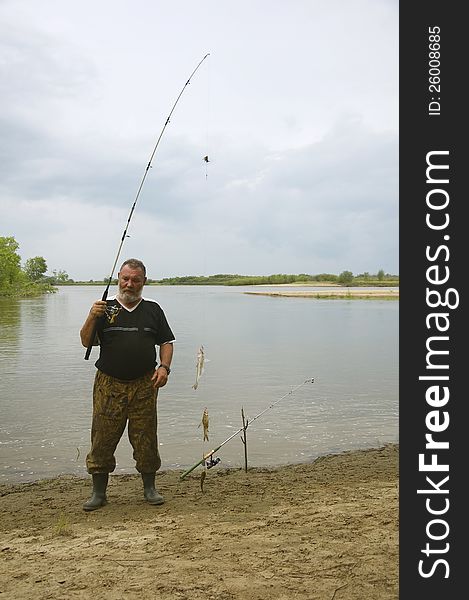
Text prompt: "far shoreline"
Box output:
[[244, 288, 399, 300]]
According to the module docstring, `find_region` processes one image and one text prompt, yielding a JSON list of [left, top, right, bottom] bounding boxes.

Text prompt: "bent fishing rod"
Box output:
[[84, 53, 210, 360], [179, 378, 315, 480]]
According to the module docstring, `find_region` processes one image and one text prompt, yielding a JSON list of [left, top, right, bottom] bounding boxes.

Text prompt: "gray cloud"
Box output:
[[0, 0, 398, 280]]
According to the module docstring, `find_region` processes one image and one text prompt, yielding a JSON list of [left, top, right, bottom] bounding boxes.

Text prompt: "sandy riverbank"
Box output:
[[0, 444, 398, 600], [245, 289, 399, 300]]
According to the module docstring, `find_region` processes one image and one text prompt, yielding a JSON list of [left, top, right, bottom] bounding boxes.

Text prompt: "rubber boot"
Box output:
[[142, 472, 164, 505], [83, 473, 109, 511]]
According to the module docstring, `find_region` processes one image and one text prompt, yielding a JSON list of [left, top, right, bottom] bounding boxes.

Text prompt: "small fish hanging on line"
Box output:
[[200, 468, 206, 493], [199, 403, 209, 493], [198, 407, 209, 442], [192, 345, 205, 390]]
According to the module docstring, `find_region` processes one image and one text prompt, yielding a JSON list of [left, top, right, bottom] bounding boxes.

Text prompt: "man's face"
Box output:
[[117, 265, 146, 303]]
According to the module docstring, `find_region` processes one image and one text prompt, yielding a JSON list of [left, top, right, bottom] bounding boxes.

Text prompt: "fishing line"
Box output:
[[180, 378, 315, 479], [191, 58, 211, 391], [84, 53, 210, 360], [204, 55, 211, 180]]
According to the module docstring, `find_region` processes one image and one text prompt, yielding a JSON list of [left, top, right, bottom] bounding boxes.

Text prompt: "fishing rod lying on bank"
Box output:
[[179, 378, 315, 480], [84, 53, 210, 360]]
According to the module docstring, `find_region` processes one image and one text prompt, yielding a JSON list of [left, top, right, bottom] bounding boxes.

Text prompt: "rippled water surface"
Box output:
[[0, 285, 398, 482]]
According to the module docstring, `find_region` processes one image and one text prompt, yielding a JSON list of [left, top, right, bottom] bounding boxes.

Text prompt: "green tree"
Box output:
[[0, 236, 57, 297], [51, 269, 70, 284], [24, 256, 48, 281], [315, 273, 338, 282], [377, 269, 385, 281], [338, 270, 354, 285], [0, 236, 23, 290]]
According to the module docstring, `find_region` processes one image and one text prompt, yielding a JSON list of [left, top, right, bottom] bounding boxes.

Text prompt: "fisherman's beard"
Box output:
[[118, 286, 142, 304]]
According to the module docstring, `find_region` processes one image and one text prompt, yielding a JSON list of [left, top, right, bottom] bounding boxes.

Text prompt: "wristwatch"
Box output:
[[158, 364, 171, 375]]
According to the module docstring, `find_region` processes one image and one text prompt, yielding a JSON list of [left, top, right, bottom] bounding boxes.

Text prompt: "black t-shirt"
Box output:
[[95, 296, 175, 380]]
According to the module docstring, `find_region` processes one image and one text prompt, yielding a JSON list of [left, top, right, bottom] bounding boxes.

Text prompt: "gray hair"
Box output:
[[120, 258, 146, 277]]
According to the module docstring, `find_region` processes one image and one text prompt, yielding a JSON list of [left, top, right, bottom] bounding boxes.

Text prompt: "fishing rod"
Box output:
[[84, 53, 210, 360], [179, 378, 315, 480]]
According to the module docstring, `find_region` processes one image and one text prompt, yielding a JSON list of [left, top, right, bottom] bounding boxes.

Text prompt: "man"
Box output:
[[80, 258, 174, 511]]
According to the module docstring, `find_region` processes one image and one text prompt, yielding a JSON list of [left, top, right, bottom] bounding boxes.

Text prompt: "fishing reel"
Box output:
[[205, 456, 221, 469]]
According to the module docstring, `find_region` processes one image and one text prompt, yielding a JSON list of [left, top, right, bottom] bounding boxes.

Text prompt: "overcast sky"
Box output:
[[0, 0, 398, 281]]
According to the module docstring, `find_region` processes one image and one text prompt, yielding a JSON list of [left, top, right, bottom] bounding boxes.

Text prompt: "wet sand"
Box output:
[[0, 444, 398, 600]]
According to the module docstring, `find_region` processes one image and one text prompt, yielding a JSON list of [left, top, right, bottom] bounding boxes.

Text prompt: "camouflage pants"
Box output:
[[86, 369, 161, 474]]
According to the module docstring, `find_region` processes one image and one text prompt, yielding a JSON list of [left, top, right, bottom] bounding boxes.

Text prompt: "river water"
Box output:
[[0, 285, 398, 483]]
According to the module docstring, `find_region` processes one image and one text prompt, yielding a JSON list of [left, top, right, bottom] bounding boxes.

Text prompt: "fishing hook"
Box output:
[[85, 53, 210, 360]]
